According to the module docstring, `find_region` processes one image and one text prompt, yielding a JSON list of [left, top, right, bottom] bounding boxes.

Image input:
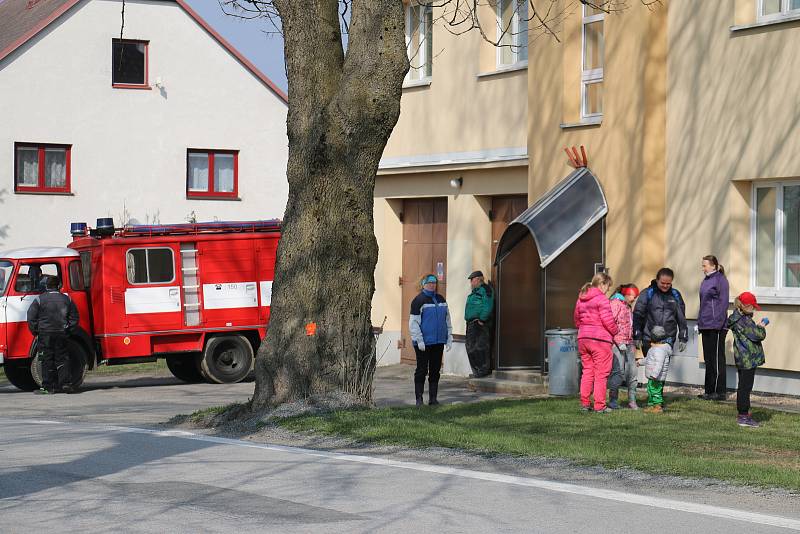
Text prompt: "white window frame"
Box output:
[[404, 3, 433, 84], [581, 4, 604, 120], [126, 247, 175, 285], [496, 0, 529, 69], [750, 181, 800, 301], [757, 0, 800, 22]]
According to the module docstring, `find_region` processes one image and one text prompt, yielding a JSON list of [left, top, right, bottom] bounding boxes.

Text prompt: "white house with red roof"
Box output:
[[0, 0, 288, 249]]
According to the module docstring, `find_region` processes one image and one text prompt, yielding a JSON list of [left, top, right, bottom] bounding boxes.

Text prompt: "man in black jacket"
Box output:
[[27, 276, 79, 394], [633, 267, 688, 357]]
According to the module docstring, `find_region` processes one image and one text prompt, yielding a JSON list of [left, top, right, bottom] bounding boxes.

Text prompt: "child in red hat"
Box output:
[[726, 292, 768, 428]]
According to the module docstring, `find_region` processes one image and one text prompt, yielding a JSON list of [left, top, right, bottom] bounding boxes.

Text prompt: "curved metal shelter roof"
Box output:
[[495, 168, 608, 268]]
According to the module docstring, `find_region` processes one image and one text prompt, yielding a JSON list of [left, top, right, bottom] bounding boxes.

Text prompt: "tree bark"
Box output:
[[252, 1, 409, 408]]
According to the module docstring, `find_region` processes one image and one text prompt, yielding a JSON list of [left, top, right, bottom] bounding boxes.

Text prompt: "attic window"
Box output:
[[112, 39, 149, 88]]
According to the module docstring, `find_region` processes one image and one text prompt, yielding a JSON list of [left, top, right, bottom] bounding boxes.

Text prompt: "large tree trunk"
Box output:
[[252, 1, 409, 408]]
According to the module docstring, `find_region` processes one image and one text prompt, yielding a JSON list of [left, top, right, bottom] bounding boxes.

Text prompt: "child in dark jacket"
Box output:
[[727, 292, 767, 428]]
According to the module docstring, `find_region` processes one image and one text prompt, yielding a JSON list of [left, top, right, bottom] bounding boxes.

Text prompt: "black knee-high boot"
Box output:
[[428, 380, 439, 405]]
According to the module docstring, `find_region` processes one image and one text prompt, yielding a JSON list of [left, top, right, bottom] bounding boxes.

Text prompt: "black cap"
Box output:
[[467, 270, 484, 280]]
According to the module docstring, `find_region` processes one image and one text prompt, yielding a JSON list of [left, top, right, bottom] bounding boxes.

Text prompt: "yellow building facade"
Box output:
[[374, 1, 529, 373], [376, 0, 800, 393]]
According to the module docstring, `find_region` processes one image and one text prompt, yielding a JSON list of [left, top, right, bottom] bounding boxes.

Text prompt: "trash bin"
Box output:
[[545, 328, 579, 396]]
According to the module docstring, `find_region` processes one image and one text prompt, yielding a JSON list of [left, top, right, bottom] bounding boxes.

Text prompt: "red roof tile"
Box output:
[[0, 0, 79, 63]]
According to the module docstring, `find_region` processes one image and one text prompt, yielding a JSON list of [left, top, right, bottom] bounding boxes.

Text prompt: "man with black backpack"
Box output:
[[465, 270, 494, 378], [27, 275, 80, 394], [633, 267, 688, 357]]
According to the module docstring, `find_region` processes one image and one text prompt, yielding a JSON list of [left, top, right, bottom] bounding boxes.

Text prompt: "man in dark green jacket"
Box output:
[[465, 270, 494, 378]]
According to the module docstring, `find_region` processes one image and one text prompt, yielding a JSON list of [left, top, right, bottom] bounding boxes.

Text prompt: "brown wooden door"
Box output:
[[491, 195, 528, 282], [400, 198, 448, 363]]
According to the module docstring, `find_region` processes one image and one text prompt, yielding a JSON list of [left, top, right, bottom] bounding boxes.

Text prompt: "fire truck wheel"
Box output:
[[166, 355, 204, 383], [200, 335, 254, 384], [3, 361, 38, 391], [31, 339, 89, 390]]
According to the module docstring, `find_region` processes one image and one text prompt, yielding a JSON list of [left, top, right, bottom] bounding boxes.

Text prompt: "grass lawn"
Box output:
[[278, 395, 800, 490]]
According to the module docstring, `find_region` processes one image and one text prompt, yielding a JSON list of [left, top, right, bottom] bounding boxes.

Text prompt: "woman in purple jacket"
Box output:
[[698, 255, 730, 400]]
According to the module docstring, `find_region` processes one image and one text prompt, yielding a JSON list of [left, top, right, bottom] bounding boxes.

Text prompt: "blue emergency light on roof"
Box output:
[[70, 222, 88, 237]]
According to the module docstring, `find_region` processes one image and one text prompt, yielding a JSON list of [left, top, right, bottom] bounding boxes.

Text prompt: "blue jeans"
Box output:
[[608, 344, 637, 399]]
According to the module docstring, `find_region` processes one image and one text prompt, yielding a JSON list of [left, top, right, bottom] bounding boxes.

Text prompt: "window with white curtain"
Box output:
[[187, 152, 209, 192], [753, 182, 800, 297], [14, 143, 71, 193], [405, 3, 433, 83], [187, 149, 238, 198], [497, 0, 528, 67], [759, 0, 800, 21], [581, 3, 604, 119]]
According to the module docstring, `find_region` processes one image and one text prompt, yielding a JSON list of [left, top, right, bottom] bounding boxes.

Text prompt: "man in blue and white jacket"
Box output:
[[409, 274, 453, 406]]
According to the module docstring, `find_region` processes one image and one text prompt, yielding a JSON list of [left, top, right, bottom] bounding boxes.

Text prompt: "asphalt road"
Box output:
[[0, 365, 504, 424], [1, 369, 798, 533], [1, 418, 799, 533]]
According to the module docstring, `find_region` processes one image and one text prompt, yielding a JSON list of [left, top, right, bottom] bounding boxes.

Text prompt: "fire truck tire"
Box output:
[[166, 355, 204, 383], [31, 339, 88, 390], [200, 335, 254, 384], [3, 361, 38, 391]]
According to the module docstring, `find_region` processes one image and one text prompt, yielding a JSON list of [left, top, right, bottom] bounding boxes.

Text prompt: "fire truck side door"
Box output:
[[0, 260, 10, 362], [66, 259, 92, 337], [123, 246, 182, 331], [4, 262, 61, 359]]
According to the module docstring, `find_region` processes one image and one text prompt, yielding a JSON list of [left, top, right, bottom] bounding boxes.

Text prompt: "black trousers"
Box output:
[[414, 343, 444, 394], [701, 329, 728, 396], [737, 367, 757, 415], [465, 320, 491, 376], [39, 333, 70, 390]]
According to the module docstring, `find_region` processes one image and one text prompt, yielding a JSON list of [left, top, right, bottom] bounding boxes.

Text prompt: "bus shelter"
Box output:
[[494, 168, 608, 371]]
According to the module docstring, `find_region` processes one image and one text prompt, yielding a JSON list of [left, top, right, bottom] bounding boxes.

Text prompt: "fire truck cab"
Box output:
[[0, 219, 280, 391]]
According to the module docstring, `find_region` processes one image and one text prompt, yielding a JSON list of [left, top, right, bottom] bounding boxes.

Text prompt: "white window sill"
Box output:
[[730, 13, 800, 32], [735, 293, 800, 305], [477, 62, 528, 79], [560, 117, 603, 129], [402, 79, 432, 89]]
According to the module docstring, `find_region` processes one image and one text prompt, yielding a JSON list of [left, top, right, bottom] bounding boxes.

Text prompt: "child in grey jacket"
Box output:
[[640, 326, 672, 413]]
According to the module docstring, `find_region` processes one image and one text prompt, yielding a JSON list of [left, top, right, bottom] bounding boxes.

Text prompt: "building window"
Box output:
[[126, 248, 175, 285], [758, 0, 800, 21], [581, 3, 604, 119], [405, 3, 433, 83], [497, 0, 528, 67], [112, 39, 149, 88], [187, 150, 238, 198], [14, 143, 71, 194], [753, 183, 800, 296]]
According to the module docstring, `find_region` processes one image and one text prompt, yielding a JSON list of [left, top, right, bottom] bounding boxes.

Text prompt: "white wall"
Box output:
[[0, 0, 288, 250]]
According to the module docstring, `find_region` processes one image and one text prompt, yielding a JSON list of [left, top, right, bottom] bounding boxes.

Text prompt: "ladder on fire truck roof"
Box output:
[[119, 220, 281, 238]]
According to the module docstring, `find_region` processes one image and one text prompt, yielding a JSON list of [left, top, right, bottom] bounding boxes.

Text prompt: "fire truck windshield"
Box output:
[[0, 261, 12, 296]]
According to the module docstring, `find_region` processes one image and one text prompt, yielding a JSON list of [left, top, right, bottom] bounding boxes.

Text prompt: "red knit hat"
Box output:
[[738, 291, 761, 310]]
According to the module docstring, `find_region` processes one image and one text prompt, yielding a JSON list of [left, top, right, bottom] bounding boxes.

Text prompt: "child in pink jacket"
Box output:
[[573, 272, 619, 413]]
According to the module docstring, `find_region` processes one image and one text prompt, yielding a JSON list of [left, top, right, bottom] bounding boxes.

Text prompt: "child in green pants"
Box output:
[[640, 326, 672, 413]]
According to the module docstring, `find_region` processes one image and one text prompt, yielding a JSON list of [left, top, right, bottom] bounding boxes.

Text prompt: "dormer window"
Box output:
[[112, 39, 149, 88]]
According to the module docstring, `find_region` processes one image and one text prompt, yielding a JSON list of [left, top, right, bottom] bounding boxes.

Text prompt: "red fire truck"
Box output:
[[0, 219, 280, 391]]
